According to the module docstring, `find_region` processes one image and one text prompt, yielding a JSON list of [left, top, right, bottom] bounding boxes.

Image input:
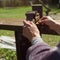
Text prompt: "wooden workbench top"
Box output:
[[0, 18, 60, 32], [0, 18, 60, 26], [0, 18, 23, 26], [0, 18, 24, 31]]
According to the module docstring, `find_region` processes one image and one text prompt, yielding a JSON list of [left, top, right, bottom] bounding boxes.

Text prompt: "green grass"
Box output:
[[0, 49, 17, 60], [0, 6, 32, 18], [0, 6, 60, 18], [0, 30, 14, 36], [42, 34, 60, 47]]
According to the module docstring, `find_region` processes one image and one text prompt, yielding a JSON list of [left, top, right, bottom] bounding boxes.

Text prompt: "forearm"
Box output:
[[51, 21, 60, 35], [44, 16, 60, 35]]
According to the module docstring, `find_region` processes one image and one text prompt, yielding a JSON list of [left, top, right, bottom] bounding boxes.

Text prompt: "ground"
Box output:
[[50, 13, 60, 20]]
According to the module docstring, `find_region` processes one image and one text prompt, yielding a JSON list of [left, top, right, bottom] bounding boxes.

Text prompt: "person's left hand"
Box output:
[[23, 20, 40, 42]]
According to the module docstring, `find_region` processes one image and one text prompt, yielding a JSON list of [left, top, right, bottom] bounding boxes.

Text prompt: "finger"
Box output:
[[30, 21, 34, 24], [38, 19, 47, 25], [23, 20, 32, 27], [41, 16, 47, 20], [36, 21, 41, 24]]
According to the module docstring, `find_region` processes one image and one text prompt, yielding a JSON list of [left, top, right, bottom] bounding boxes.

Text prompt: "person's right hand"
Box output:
[[23, 20, 40, 42]]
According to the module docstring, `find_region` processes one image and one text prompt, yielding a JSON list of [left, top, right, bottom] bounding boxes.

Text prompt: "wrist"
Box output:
[[31, 36, 44, 45], [29, 32, 40, 42]]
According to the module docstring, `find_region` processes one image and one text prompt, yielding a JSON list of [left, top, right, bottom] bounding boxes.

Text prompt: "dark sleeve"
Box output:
[[26, 42, 51, 60], [43, 42, 60, 60]]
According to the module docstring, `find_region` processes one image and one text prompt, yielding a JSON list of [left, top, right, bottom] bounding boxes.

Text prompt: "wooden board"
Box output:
[[0, 18, 23, 26]]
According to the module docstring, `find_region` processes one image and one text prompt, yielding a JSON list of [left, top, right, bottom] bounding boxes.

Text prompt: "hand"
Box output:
[[41, 16, 57, 29], [41, 16, 60, 35], [23, 20, 40, 42]]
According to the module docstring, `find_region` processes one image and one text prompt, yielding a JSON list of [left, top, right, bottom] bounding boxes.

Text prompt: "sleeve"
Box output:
[[42, 42, 60, 60], [26, 37, 51, 60]]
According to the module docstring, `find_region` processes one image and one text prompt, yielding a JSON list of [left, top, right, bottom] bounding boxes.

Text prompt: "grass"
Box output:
[[0, 6, 60, 18], [0, 30, 14, 36], [42, 34, 60, 47], [0, 49, 17, 60], [0, 6, 32, 18]]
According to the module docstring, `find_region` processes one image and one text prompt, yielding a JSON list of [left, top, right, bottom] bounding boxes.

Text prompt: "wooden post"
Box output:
[[15, 31, 31, 60], [32, 4, 43, 18], [32, 4, 43, 35]]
